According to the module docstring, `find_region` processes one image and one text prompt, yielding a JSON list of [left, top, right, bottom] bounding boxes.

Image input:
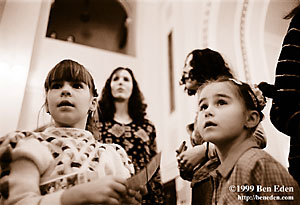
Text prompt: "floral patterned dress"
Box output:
[[97, 119, 164, 204]]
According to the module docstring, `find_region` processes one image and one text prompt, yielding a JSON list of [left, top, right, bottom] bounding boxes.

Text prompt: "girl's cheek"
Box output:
[[196, 113, 202, 121], [195, 119, 201, 131]]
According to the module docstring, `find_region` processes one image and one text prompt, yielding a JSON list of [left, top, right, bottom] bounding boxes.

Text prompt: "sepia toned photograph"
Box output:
[[0, 0, 299, 204]]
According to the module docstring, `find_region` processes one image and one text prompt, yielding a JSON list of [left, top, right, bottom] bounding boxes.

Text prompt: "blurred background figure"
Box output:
[[96, 67, 164, 204], [179, 48, 234, 96], [259, 2, 300, 185]]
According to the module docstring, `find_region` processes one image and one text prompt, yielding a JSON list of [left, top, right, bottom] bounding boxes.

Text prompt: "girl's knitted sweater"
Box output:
[[0, 127, 134, 205]]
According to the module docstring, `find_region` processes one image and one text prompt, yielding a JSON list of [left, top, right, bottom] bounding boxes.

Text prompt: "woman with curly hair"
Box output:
[[96, 67, 164, 204], [179, 48, 234, 96]]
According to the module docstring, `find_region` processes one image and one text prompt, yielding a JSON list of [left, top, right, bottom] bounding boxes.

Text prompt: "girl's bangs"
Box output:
[[45, 63, 93, 89]]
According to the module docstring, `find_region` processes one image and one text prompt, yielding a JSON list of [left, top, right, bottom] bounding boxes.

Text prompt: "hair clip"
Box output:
[[229, 78, 243, 85], [250, 84, 267, 111], [229, 78, 266, 111]]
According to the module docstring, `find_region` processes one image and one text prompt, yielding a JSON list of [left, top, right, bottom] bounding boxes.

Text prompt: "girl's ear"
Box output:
[[89, 97, 98, 112], [45, 101, 50, 114], [245, 110, 260, 129]]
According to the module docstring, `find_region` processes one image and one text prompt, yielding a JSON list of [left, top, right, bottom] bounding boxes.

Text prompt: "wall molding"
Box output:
[[202, 0, 212, 48], [240, 0, 251, 82]]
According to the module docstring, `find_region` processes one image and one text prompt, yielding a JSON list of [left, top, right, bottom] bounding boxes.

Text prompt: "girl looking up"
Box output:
[[195, 77, 299, 204], [0, 59, 141, 205], [177, 48, 266, 205]]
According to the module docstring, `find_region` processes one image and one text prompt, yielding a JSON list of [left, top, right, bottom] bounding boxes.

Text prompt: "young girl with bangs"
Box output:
[[195, 77, 300, 204], [0, 59, 141, 205]]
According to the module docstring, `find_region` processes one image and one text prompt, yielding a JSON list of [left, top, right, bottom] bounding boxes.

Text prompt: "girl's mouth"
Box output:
[[204, 121, 217, 128], [58, 101, 74, 107]]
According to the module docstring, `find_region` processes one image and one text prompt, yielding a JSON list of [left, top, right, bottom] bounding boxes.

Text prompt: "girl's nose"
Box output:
[[61, 84, 72, 96], [204, 107, 213, 117]]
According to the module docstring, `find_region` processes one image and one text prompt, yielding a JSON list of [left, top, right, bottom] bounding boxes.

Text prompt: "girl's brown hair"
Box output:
[[44, 59, 100, 138]]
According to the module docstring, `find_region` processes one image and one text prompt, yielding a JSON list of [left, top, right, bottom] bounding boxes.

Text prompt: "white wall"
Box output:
[[0, 0, 42, 136]]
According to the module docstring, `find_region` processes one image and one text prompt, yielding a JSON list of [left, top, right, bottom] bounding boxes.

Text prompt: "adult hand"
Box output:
[[176, 141, 187, 157], [177, 144, 206, 172]]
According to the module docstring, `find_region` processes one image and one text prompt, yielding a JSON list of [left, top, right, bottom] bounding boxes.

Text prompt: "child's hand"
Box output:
[[139, 185, 148, 196], [61, 176, 130, 205], [177, 144, 206, 172], [120, 184, 147, 204], [121, 188, 142, 204]]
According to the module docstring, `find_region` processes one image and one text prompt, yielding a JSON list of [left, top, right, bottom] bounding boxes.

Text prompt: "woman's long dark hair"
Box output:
[[98, 67, 147, 124]]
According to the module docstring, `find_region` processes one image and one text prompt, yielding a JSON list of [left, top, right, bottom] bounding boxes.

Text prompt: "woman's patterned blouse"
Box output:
[[96, 119, 164, 204]]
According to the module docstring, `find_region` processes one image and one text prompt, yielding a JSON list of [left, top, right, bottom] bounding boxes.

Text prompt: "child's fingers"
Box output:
[[121, 187, 143, 204], [105, 198, 121, 205], [139, 185, 148, 195], [108, 177, 128, 197], [112, 176, 127, 186], [128, 189, 142, 201]]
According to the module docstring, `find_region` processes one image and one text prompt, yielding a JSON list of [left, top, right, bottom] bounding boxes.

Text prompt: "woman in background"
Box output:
[[97, 67, 164, 204]]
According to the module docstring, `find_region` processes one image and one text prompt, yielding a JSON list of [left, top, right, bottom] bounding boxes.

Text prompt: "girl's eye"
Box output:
[[124, 77, 129, 82], [217, 99, 227, 106], [73, 83, 84, 89], [199, 103, 208, 111], [50, 83, 62, 89]]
